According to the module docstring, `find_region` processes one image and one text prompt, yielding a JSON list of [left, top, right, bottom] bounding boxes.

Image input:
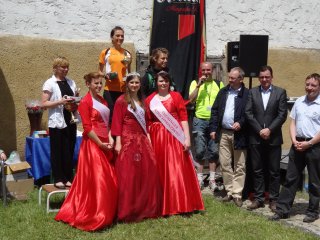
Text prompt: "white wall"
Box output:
[[0, 0, 319, 56]]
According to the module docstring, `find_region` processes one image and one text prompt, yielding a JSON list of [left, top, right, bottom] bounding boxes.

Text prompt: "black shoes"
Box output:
[[303, 215, 319, 223], [269, 213, 289, 221], [269, 201, 277, 212], [269, 213, 319, 223]]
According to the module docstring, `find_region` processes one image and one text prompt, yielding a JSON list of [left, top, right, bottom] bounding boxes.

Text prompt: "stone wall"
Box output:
[[0, 0, 319, 56]]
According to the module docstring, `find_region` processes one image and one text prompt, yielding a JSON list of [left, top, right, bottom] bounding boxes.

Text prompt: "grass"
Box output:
[[0, 191, 318, 240]]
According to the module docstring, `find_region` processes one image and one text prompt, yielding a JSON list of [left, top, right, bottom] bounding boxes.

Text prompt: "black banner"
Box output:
[[150, 0, 206, 98]]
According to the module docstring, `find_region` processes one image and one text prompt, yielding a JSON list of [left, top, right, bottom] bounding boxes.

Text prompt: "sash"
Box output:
[[127, 100, 147, 134], [150, 95, 185, 144], [149, 95, 200, 168], [92, 97, 110, 127]]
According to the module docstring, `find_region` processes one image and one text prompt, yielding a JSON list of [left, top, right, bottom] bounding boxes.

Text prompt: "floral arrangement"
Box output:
[[25, 99, 44, 114]]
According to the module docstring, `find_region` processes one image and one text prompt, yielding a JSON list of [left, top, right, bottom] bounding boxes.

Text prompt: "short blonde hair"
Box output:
[[52, 57, 69, 69]]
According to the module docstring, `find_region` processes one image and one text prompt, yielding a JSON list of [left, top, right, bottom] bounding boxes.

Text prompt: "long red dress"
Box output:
[[111, 95, 162, 222], [55, 93, 118, 231], [145, 92, 204, 216]]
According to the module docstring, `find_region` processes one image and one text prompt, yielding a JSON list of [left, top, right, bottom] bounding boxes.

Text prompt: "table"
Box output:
[[25, 136, 82, 181]]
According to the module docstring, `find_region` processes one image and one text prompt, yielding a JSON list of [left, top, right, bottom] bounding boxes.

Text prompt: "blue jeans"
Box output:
[[192, 117, 219, 163]]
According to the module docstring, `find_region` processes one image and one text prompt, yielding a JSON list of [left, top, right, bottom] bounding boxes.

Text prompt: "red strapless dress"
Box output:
[[55, 94, 117, 231], [146, 94, 204, 216]]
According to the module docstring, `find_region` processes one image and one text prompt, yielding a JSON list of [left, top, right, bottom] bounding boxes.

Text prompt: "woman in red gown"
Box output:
[[111, 72, 162, 222], [145, 71, 204, 216], [55, 72, 117, 231]]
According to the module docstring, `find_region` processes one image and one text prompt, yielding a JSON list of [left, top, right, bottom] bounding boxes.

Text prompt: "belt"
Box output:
[[296, 137, 312, 142]]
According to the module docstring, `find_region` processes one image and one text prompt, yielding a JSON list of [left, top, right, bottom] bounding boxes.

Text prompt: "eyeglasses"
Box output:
[[259, 76, 271, 79]]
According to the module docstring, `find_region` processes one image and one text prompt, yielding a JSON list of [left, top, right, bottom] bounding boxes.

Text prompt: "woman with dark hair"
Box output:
[[42, 57, 78, 189], [111, 72, 162, 222], [55, 72, 117, 231], [145, 71, 204, 216], [141, 48, 175, 97], [98, 26, 132, 118]]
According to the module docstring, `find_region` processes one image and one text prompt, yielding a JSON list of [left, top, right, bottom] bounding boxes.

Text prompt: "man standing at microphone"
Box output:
[[189, 62, 224, 191]]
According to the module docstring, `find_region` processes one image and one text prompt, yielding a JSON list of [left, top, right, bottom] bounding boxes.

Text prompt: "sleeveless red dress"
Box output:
[[145, 92, 204, 216], [55, 93, 117, 231], [111, 95, 162, 222]]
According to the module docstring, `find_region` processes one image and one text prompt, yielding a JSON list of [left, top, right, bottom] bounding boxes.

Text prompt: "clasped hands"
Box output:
[[99, 138, 114, 152], [259, 128, 271, 140], [293, 141, 310, 152]]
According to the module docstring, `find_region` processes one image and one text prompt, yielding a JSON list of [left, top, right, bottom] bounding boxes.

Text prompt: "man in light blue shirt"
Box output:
[[209, 67, 249, 207], [270, 73, 320, 223]]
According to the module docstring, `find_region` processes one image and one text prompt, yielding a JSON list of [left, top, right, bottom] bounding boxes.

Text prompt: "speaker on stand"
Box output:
[[239, 35, 269, 88]]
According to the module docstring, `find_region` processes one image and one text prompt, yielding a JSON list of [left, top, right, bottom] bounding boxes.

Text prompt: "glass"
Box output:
[[259, 76, 271, 80]]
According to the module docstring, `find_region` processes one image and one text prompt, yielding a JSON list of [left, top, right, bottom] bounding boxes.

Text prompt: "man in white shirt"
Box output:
[[270, 73, 320, 223]]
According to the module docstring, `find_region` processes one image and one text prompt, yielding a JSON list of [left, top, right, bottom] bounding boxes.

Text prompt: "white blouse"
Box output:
[[42, 75, 77, 129]]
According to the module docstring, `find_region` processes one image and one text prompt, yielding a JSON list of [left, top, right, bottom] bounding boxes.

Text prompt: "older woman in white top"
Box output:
[[42, 57, 78, 189]]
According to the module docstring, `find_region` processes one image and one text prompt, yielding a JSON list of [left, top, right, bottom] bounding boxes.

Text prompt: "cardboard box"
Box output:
[[4, 161, 31, 175], [1, 178, 34, 200], [5, 171, 28, 181]]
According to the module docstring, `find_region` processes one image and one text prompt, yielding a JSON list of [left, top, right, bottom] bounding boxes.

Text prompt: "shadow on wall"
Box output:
[[0, 67, 16, 153]]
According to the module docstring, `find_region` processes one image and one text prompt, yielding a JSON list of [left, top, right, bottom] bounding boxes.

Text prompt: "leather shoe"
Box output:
[[219, 195, 233, 202], [247, 200, 264, 210], [233, 198, 243, 207], [269, 201, 277, 212], [303, 215, 319, 223], [269, 213, 289, 221]]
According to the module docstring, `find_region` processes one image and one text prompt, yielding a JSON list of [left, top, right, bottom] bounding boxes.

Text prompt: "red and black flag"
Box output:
[[150, 0, 206, 98]]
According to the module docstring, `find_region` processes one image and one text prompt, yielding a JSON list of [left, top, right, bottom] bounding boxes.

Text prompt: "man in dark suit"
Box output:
[[245, 65, 287, 211]]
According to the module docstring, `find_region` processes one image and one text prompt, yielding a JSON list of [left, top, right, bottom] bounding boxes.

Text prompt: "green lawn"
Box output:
[[0, 191, 317, 240]]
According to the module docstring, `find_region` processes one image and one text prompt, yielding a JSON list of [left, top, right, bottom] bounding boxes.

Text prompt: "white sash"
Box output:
[[149, 95, 200, 168], [127, 100, 147, 134], [150, 95, 185, 144], [92, 97, 110, 127]]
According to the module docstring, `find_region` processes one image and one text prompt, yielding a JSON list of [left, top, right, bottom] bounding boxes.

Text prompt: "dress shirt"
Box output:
[[290, 95, 320, 138], [260, 85, 272, 110], [222, 87, 241, 129]]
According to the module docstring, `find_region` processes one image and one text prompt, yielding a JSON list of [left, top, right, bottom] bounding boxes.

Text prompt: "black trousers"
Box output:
[[103, 90, 123, 121], [250, 143, 281, 202], [49, 125, 76, 183], [276, 143, 320, 217]]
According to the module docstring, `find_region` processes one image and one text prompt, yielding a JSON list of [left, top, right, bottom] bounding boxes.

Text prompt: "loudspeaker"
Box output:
[[227, 41, 240, 72], [239, 35, 268, 77]]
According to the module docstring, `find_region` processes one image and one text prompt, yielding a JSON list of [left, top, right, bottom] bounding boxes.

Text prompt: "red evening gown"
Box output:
[[55, 93, 117, 231], [111, 95, 162, 222], [145, 92, 204, 216]]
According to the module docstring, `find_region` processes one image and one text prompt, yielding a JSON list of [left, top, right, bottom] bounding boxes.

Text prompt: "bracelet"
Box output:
[[308, 141, 313, 147]]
